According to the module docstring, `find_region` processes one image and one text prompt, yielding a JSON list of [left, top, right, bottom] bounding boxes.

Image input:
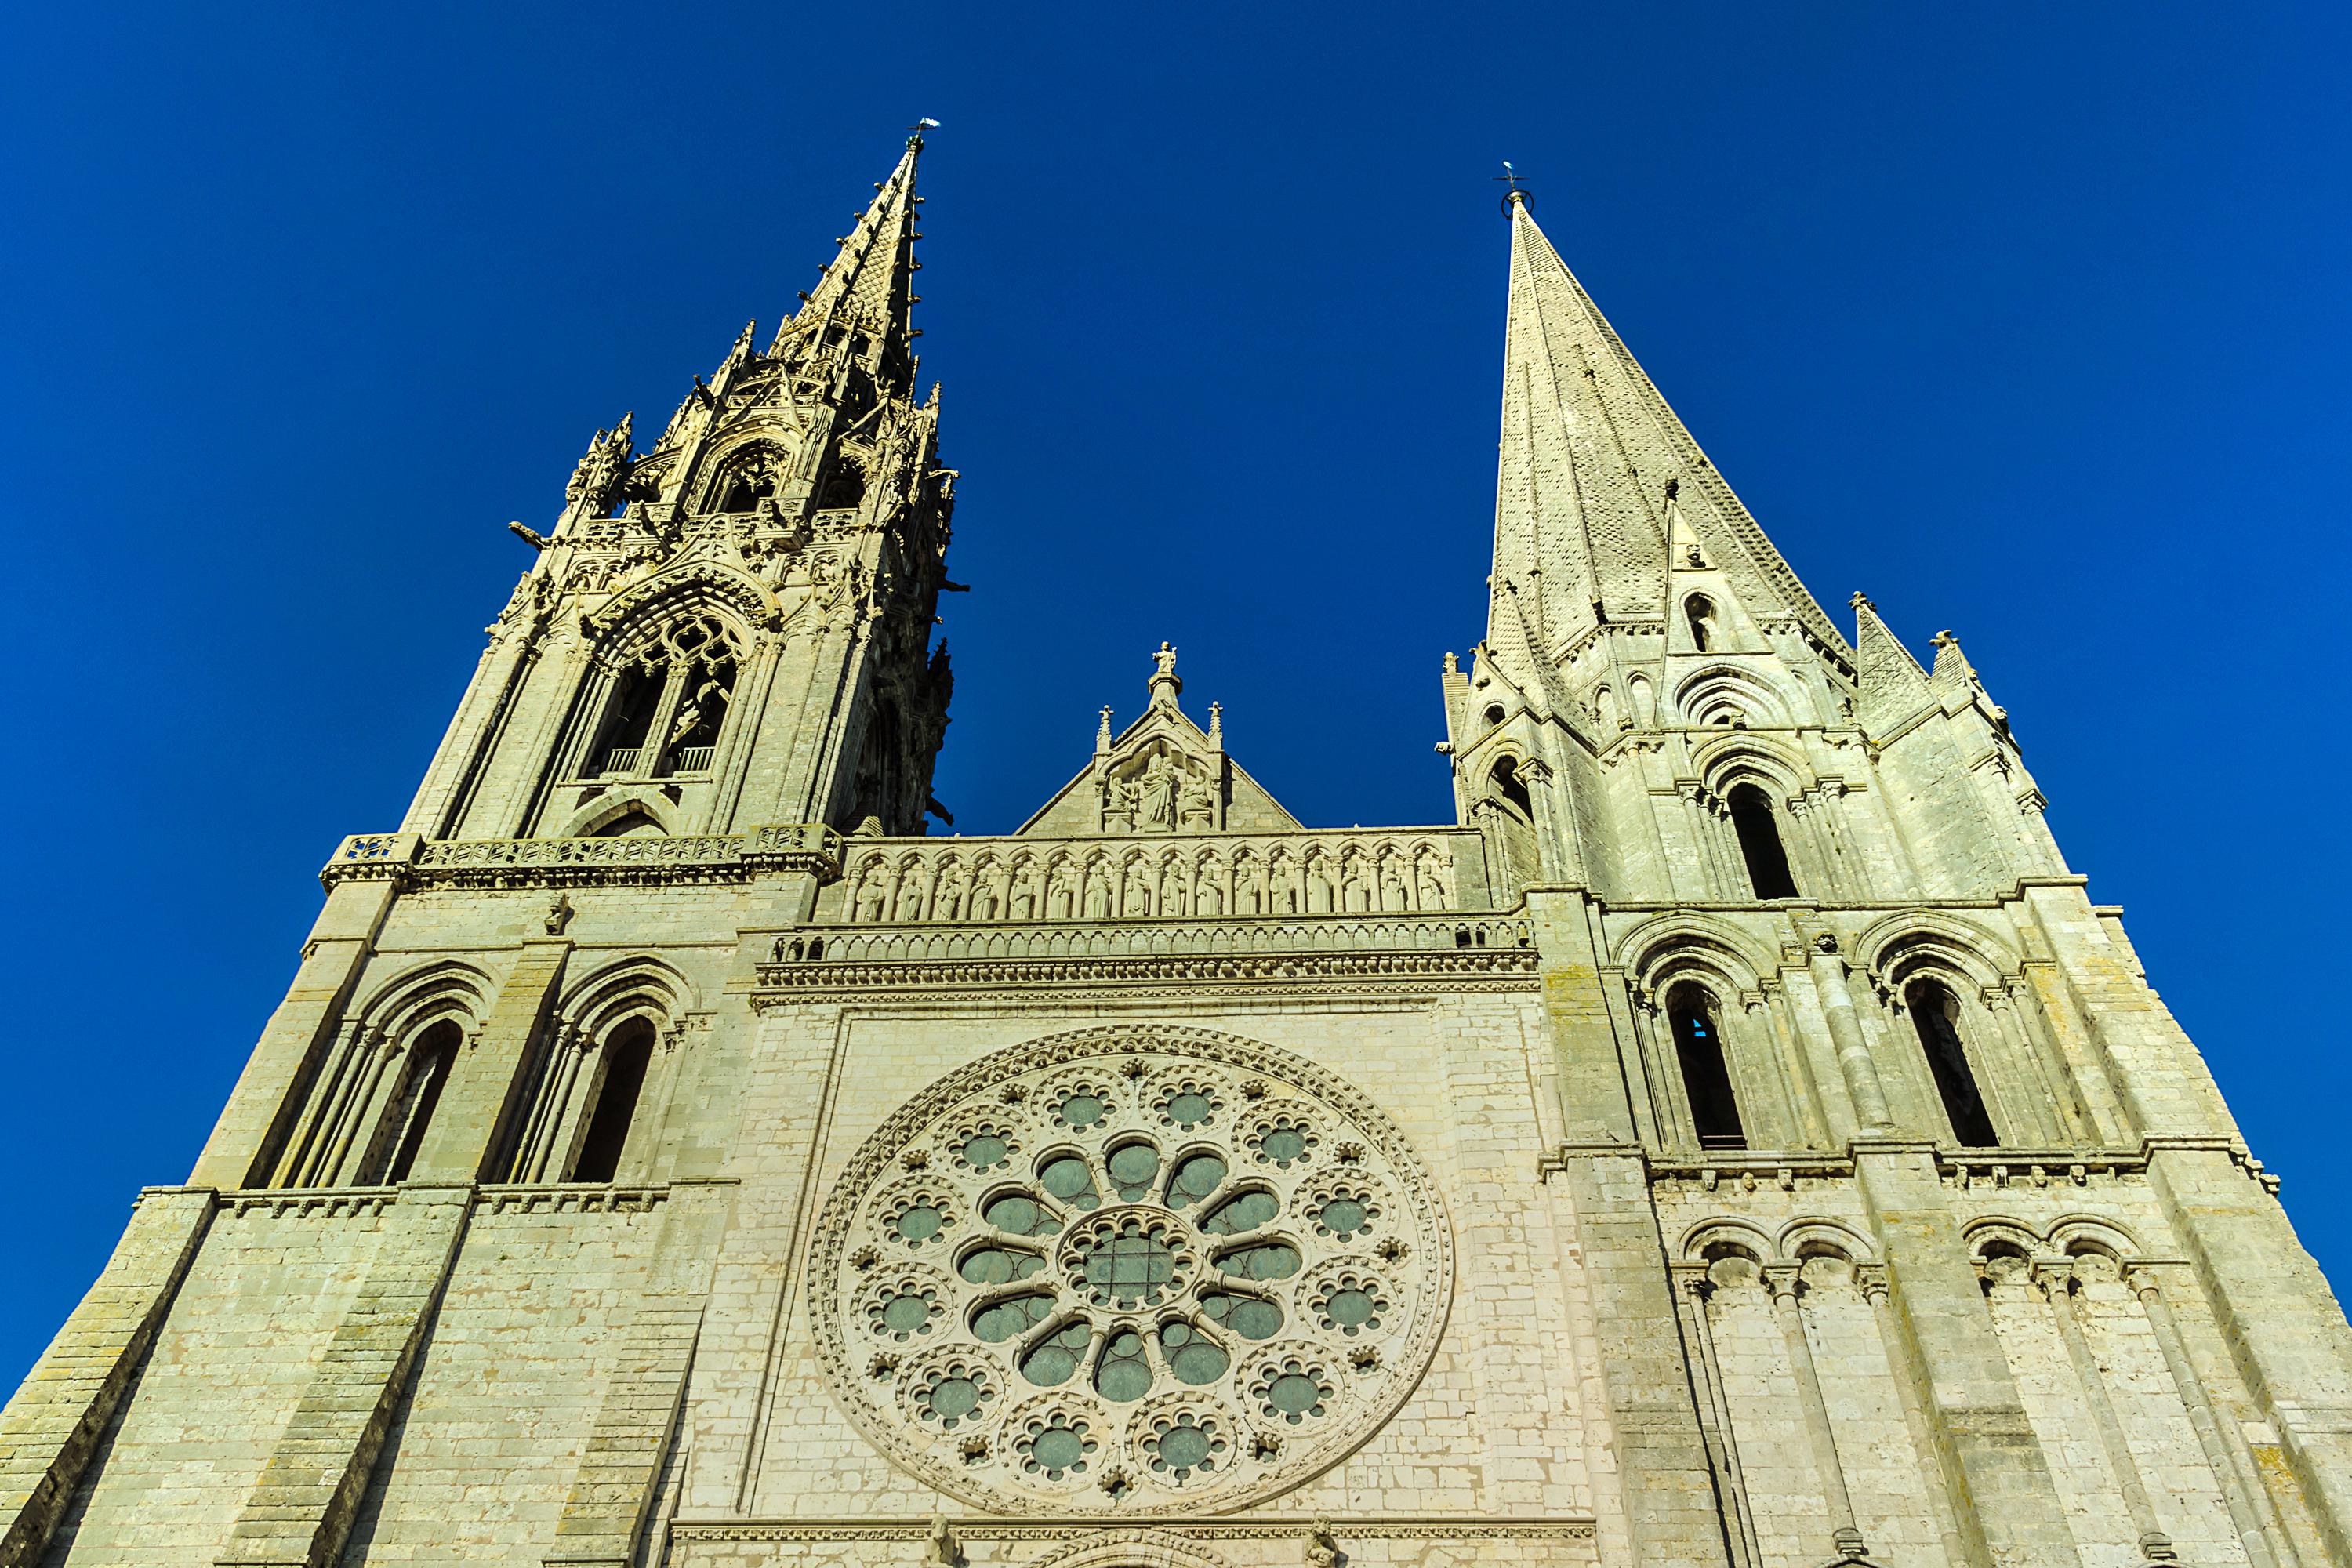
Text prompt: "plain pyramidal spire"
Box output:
[[1484, 188, 1848, 684]]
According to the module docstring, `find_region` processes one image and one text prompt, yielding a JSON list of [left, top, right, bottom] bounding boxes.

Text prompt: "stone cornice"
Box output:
[[321, 826, 841, 892], [665, 1515, 1596, 1543], [754, 945, 1540, 1004]]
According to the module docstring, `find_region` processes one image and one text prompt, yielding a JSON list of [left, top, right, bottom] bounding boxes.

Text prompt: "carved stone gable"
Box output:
[[1017, 647, 1301, 838]]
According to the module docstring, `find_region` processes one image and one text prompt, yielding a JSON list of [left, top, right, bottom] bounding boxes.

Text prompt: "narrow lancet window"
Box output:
[[570, 1018, 658, 1182], [1669, 986, 1745, 1149], [1729, 784, 1799, 899], [372, 1019, 460, 1184], [1909, 981, 1999, 1147], [1686, 594, 1718, 652]]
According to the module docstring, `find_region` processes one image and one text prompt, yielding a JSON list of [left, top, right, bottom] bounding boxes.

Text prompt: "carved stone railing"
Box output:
[[757, 911, 1537, 998], [821, 827, 1490, 926], [321, 825, 841, 891]]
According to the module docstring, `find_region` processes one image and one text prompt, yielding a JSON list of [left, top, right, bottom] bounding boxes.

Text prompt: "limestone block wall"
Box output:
[[339, 1190, 709, 1564], [670, 989, 1606, 1568], [38, 1197, 406, 1563]]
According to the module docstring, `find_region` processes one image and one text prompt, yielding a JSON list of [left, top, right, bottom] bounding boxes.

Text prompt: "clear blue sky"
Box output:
[[4, 5, 2347, 1389]]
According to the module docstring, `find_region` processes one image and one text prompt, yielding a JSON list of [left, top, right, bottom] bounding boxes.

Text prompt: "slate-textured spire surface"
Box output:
[[1489, 191, 1846, 676], [778, 136, 924, 390]]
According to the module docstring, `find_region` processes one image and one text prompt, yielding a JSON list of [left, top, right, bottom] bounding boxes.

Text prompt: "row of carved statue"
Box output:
[[834, 836, 1468, 924]]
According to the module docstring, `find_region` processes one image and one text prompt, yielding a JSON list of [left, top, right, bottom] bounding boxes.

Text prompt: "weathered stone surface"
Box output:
[[6, 145, 2345, 1568]]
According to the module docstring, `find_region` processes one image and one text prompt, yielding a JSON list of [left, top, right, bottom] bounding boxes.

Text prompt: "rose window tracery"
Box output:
[[808, 1029, 1451, 1513]]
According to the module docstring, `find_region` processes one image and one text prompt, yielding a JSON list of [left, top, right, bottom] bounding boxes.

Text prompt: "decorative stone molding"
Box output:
[[321, 825, 841, 891], [663, 1516, 1596, 1544], [757, 915, 1537, 1000], [804, 1026, 1454, 1516]]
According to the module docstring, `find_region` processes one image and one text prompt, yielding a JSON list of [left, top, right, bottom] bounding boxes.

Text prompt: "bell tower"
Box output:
[[404, 132, 954, 844], [1443, 187, 2061, 906]]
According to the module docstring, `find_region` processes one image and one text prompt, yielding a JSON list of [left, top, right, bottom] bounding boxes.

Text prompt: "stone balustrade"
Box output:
[[822, 826, 1489, 925]]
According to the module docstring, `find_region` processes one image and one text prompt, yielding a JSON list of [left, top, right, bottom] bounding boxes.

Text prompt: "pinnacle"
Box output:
[[779, 139, 924, 379]]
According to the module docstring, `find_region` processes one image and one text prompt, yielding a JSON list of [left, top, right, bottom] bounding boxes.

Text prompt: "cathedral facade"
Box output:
[[5, 136, 2349, 1568]]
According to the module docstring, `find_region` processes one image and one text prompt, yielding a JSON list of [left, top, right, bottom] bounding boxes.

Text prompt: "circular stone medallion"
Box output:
[[808, 1027, 1453, 1514]]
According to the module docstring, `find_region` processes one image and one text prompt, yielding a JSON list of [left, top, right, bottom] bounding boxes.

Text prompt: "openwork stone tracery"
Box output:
[[809, 1027, 1451, 1514]]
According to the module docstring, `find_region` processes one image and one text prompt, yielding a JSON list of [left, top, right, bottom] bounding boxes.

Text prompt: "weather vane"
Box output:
[[1494, 160, 1532, 214], [908, 116, 941, 148]]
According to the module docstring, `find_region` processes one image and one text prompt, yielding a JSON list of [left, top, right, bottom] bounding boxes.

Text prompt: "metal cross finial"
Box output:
[[907, 117, 941, 150], [1494, 161, 1533, 214]]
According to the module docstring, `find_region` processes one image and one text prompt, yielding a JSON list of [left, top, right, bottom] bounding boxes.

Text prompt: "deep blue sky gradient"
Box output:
[[5, 5, 2348, 1390]]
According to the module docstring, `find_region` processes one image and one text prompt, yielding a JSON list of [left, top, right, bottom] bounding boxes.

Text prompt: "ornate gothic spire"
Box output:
[[774, 133, 926, 391], [1486, 191, 1848, 683]]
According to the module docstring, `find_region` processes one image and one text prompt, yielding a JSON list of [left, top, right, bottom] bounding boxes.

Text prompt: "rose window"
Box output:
[[808, 1029, 1451, 1514]]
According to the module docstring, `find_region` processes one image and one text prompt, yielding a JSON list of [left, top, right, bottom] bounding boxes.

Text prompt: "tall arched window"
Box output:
[[1728, 784, 1799, 899], [1668, 985, 1745, 1149], [590, 613, 742, 781], [1908, 980, 1998, 1147], [366, 1019, 461, 1184], [1686, 594, 1718, 652], [570, 1018, 658, 1182]]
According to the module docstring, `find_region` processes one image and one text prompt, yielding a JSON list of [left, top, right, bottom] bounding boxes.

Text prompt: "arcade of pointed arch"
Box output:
[[805, 1025, 1453, 1517], [836, 834, 1461, 926]]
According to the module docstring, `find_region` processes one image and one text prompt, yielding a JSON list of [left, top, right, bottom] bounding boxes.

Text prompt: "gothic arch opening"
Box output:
[[366, 1018, 461, 1184], [1489, 756, 1534, 819], [589, 612, 741, 779], [819, 462, 866, 510], [1727, 783, 1799, 899], [1668, 983, 1745, 1149], [710, 448, 785, 514], [589, 808, 667, 840], [570, 1017, 657, 1182], [1907, 979, 1999, 1147], [851, 696, 906, 832]]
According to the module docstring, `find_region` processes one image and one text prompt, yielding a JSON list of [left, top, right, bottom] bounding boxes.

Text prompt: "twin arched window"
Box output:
[[1659, 975, 2003, 1153], [711, 451, 786, 514], [592, 614, 741, 780]]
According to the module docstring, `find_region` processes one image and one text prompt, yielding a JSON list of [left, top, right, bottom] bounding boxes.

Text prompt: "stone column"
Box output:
[[1985, 982, 2085, 1145], [267, 1018, 372, 1188], [1763, 1263, 1868, 1563], [1805, 934, 1893, 1134], [2032, 1258, 2175, 1564], [1675, 1268, 1761, 1568], [2127, 1265, 2295, 1568]]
